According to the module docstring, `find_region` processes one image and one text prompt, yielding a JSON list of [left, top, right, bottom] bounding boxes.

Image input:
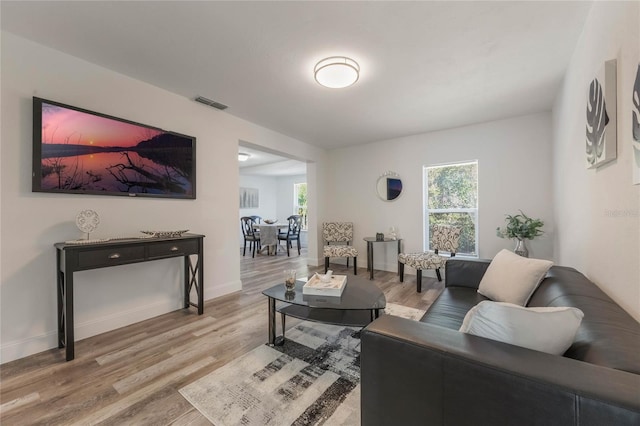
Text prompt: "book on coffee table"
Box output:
[[303, 274, 347, 297]]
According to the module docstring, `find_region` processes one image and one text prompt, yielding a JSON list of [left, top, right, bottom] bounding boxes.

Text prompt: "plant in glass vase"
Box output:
[[496, 211, 544, 257]]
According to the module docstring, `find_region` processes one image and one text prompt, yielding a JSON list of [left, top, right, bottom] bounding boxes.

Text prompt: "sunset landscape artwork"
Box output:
[[35, 99, 195, 198]]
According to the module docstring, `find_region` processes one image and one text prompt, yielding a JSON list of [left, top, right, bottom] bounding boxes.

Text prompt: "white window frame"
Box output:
[[293, 182, 308, 230], [423, 160, 479, 257]]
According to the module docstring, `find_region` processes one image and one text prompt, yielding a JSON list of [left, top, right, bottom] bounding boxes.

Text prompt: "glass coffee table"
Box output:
[[262, 274, 386, 345]]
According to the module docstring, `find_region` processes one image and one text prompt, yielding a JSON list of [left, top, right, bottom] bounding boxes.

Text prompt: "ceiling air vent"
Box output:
[[194, 96, 228, 110]]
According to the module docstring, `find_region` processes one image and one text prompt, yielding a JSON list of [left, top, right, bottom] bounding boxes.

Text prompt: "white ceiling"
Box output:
[[238, 145, 307, 177], [1, 1, 592, 151]]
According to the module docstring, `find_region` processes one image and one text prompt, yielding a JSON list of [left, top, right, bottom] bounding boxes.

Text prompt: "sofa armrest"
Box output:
[[361, 315, 640, 426], [445, 257, 491, 289]]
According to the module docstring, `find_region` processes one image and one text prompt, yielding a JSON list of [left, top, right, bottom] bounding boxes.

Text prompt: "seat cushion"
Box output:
[[420, 287, 489, 330], [323, 245, 358, 257], [398, 252, 446, 269]]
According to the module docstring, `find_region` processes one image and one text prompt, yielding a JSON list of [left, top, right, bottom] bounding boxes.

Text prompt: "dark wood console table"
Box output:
[[55, 233, 204, 361]]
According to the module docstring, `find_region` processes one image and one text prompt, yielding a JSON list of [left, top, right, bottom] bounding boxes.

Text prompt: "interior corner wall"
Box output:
[[326, 112, 555, 275], [306, 161, 326, 267], [552, 2, 640, 321], [0, 32, 324, 363]]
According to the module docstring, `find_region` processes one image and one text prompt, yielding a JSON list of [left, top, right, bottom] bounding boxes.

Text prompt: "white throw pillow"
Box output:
[[459, 301, 584, 355], [478, 249, 553, 306]]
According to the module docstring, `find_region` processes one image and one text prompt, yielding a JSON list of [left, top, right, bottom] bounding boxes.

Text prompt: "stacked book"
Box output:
[[303, 271, 347, 297]]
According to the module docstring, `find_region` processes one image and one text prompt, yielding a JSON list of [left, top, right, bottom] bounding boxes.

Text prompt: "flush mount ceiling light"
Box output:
[[314, 56, 360, 89], [238, 153, 251, 162]]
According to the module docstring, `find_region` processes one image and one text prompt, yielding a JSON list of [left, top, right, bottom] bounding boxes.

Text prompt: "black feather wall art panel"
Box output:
[[586, 59, 617, 168], [632, 63, 640, 184]]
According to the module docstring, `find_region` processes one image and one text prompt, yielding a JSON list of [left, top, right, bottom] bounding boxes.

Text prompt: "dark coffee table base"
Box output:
[[266, 298, 381, 346], [263, 277, 386, 346]]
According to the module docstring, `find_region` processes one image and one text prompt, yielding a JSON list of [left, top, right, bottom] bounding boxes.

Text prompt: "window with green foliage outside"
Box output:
[[424, 161, 478, 256], [293, 182, 308, 230]]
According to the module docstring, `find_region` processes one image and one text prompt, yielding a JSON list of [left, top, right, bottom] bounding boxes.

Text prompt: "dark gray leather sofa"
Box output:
[[361, 258, 640, 425]]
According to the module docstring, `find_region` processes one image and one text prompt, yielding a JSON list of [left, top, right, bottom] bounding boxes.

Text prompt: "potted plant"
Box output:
[[496, 211, 544, 257]]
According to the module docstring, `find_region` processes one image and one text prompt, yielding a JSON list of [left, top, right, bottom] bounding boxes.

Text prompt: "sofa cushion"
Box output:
[[420, 287, 489, 329], [527, 266, 640, 374], [459, 301, 584, 355], [477, 249, 553, 306], [527, 265, 614, 306]]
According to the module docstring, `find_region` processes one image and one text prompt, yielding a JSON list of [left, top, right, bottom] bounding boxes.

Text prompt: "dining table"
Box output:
[[254, 223, 289, 255]]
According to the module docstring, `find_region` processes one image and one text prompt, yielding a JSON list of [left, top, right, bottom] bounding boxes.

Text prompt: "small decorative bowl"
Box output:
[[264, 219, 277, 224], [140, 230, 189, 238]]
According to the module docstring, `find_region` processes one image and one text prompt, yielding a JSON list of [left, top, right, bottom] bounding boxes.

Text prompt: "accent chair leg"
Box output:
[[435, 268, 442, 282], [354, 257, 357, 275], [243, 240, 247, 256], [325, 257, 329, 273], [286, 240, 290, 257], [297, 238, 301, 255], [399, 263, 404, 282], [417, 270, 422, 293]]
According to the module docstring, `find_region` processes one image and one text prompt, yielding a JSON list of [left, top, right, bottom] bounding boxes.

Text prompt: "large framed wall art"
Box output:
[[239, 187, 259, 208]]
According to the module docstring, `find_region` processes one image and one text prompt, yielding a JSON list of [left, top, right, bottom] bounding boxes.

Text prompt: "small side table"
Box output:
[[363, 237, 403, 280]]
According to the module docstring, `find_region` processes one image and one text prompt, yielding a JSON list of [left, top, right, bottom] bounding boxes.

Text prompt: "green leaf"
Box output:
[[496, 210, 544, 240]]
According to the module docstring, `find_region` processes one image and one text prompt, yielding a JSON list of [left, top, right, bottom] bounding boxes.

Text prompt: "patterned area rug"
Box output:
[[179, 303, 424, 426]]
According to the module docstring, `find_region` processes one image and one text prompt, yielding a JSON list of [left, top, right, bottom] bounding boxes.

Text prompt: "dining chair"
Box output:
[[277, 215, 302, 256], [398, 224, 462, 292], [323, 222, 358, 274], [240, 216, 261, 258], [249, 215, 262, 239]]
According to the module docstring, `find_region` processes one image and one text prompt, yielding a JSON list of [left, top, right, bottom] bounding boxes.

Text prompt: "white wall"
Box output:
[[326, 113, 555, 275], [239, 175, 277, 245], [276, 174, 306, 223], [277, 174, 308, 247], [307, 162, 328, 266], [0, 32, 326, 362], [552, 2, 640, 321], [239, 176, 278, 221]]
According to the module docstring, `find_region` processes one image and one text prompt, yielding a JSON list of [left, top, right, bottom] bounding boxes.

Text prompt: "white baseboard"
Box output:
[[77, 299, 184, 340], [1, 299, 182, 364], [1, 330, 58, 365], [309, 256, 323, 267], [1, 279, 243, 364], [206, 280, 242, 300], [373, 260, 397, 273]]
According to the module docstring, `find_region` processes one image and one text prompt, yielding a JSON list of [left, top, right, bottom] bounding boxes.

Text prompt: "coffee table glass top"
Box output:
[[262, 274, 386, 310]]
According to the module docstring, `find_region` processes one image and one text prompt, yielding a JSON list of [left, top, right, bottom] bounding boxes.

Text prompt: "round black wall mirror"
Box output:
[[376, 171, 403, 201]]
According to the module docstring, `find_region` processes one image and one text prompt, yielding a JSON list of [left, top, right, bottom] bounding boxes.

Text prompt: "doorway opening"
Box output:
[[238, 142, 310, 285]]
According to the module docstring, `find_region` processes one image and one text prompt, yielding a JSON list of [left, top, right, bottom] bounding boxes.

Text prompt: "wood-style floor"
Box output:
[[0, 247, 443, 425]]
